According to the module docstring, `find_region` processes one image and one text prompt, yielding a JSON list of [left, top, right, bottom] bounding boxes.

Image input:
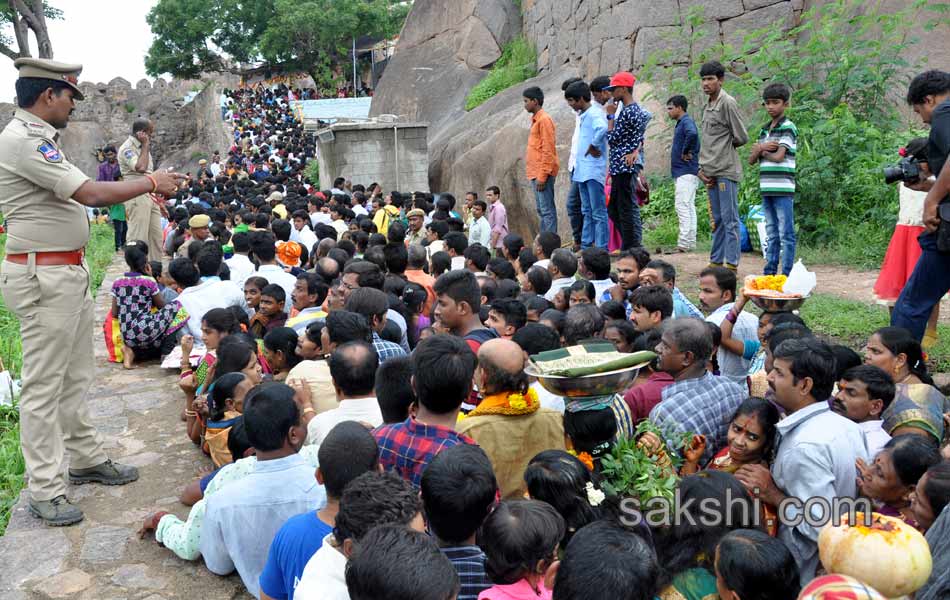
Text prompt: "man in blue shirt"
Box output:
[[667, 95, 701, 252], [605, 71, 650, 250], [259, 421, 380, 600], [565, 81, 609, 249]]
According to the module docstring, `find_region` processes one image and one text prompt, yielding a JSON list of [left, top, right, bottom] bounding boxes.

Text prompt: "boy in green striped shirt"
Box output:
[[750, 83, 798, 275]]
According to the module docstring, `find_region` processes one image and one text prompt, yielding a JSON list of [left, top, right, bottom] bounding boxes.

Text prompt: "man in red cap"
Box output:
[[605, 71, 651, 250]]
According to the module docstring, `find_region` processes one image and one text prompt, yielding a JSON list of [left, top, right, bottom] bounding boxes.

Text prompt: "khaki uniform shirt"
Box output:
[[698, 89, 749, 182], [117, 135, 152, 180], [405, 228, 427, 247], [0, 109, 90, 253], [176, 237, 198, 259]]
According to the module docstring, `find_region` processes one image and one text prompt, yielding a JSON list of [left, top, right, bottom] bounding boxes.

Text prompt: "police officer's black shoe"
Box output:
[[29, 494, 84, 526], [69, 459, 139, 486]]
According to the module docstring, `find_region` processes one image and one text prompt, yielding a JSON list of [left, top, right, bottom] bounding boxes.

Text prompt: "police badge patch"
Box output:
[[124, 149, 135, 160], [37, 141, 62, 163]]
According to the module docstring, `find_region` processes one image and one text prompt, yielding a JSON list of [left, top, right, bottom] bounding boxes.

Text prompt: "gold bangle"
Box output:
[[303, 407, 315, 415], [185, 410, 197, 417], [145, 174, 158, 193]]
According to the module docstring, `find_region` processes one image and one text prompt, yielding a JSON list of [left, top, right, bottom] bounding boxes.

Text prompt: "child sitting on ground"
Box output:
[[111, 243, 188, 369], [150, 260, 179, 304], [203, 372, 253, 467], [478, 500, 565, 600], [178, 308, 242, 421], [262, 327, 301, 382], [568, 280, 595, 307], [243, 276, 268, 317], [714, 529, 801, 599], [629, 285, 673, 333], [250, 283, 288, 338], [421, 444, 497, 600]]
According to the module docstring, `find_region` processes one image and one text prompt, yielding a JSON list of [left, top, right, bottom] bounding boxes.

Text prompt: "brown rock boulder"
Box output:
[[369, 0, 521, 136], [430, 70, 581, 241]]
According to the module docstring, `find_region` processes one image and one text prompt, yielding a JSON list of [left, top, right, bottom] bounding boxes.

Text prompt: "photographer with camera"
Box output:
[[891, 70, 950, 342], [874, 139, 939, 345]]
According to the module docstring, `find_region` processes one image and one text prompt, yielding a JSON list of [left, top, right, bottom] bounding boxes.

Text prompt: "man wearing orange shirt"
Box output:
[[523, 86, 560, 233]]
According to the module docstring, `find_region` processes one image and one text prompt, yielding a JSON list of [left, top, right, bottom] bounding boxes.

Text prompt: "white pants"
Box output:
[[674, 174, 699, 249]]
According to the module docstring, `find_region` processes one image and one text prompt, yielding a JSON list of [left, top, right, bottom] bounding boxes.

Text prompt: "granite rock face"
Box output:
[[371, 0, 947, 242], [0, 75, 234, 179], [369, 0, 521, 137]]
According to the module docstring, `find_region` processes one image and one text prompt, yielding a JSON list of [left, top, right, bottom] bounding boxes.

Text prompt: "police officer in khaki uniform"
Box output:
[[0, 58, 183, 526], [118, 118, 166, 262], [175, 213, 212, 258]]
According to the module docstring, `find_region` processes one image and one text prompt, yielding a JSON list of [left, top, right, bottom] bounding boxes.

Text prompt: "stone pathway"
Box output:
[[0, 256, 251, 599]]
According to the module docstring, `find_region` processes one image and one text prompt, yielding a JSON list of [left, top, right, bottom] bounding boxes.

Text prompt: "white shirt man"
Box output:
[[290, 224, 318, 254], [225, 252, 255, 291], [176, 277, 247, 337], [255, 264, 297, 304], [545, 277, 576, 302]]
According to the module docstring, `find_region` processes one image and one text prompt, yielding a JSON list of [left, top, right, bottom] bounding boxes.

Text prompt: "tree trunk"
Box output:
[[29, 0, 52, 58], [8, 0, 29, 57], [9, 0, 53, 59]]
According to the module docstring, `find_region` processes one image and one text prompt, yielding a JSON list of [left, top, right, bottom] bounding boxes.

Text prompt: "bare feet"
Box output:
[[122, 346, 136, 370]]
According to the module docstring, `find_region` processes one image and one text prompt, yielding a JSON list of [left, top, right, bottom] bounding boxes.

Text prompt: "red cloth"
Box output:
[[873, 224, 925, 303], [623, 371, 675, 422]]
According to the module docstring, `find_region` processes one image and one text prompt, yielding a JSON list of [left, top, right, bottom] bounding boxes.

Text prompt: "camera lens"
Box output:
[[883, 165, 905, 185]]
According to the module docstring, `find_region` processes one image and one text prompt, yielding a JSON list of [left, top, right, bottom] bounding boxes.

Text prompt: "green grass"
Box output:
[[640, 177, 894, 271], [798, 294, 950, 373], [0, 222, 116, 534], [465, 36, 537, 111]]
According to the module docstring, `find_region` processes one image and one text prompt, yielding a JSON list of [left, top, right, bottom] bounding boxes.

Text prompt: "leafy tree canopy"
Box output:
[[145, 0, 409, 88]]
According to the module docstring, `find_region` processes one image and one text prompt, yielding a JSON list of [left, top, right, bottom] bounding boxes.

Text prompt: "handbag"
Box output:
[[103, 310, 125, 364], [635, 173, 650, 207]]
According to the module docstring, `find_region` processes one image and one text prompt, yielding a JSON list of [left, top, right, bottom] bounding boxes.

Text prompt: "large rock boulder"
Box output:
[[369, 0, 521, 138], [430, 70, 579, 240]]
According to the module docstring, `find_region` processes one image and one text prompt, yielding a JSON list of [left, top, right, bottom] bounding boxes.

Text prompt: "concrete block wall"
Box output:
[[317, 124, 429, 192]]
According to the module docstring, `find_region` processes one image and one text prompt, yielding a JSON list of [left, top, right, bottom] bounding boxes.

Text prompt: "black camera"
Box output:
[[883, 157, 922, 185]]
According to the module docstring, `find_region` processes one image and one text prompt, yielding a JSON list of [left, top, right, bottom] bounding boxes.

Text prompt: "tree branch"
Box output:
[[0, 39, 22, 60]]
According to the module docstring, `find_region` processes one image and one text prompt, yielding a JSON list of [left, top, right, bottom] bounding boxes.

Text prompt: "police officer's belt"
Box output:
[[5, 249, 84, 266]]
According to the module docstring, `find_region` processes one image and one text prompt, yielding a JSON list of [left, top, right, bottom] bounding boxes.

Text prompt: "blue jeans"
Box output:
[[577, 179, 608, 248], [892, 232, 950, 341], [709, 177, 741, 266], [762, 195, 797, 275], [533, 175, 558, 233], [566, 176, 583, 245]]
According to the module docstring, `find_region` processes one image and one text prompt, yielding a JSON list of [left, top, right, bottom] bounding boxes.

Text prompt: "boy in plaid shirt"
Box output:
[[373, 334, 477, 488]]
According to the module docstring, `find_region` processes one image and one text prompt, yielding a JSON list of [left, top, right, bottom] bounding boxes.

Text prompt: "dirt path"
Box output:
[[0, 256, 251, 600], [653, 249, 950, 323]]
